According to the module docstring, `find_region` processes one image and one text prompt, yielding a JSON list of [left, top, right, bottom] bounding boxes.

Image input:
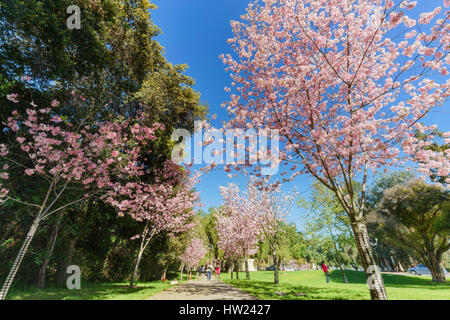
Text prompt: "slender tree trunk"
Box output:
[[129, 223, 154, 288], [328, 225, 348, 283], [230, 260, 234, 279], [273, 251, 279, 284], [245, 259, 250, 280], [382, 257, 393, 272], [36, 213, 63, 288], [130, 248, 144, 288], [351, 221, 388, 300], [180, 265, 184, 281], [390, 256, 398, 272], [235, 260, 239, 280], [0, 217, 40, 300], [57, 238, 77, 286], [162, 267, 167, 281], [338, 263, 348, 283], [398, 260, 405, 272]]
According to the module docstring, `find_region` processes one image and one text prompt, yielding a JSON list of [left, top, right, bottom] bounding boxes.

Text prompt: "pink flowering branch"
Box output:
[[0, 95, 164, 299], [105, 160, 200, 287]]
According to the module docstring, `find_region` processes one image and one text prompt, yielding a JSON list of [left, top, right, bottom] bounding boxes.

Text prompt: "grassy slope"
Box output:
[[223, 270, 450, 300]]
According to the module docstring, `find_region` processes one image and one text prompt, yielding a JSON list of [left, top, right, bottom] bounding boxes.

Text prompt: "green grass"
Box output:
[[6, 271, 449, 300], [6, 275, 196, 300], [223, 270, 450, 300]]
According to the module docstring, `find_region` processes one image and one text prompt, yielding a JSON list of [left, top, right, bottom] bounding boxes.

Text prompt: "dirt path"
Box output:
[[147, 278, 259, 300]]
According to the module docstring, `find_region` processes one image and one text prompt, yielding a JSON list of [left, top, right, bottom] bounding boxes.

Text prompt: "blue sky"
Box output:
[[151, 0, 449, 229], [151, 0, 311, 228]]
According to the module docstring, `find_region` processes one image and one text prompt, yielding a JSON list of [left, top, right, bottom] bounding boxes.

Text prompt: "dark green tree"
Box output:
[[369, 180, 449, 283]]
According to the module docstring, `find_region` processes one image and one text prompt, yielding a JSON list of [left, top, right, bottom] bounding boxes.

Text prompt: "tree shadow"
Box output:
[[328, 270, 449, 290], [8, 281, 161, 300], [225, 279, 367, 300]]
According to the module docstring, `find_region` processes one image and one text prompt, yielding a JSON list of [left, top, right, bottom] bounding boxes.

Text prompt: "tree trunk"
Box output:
[[245, 259, 250, 280], [36, 214, 63, 288], [350, 262, 359, 271], [273, 251, 279, 284], [129, 248, 144, 288], [383, 257, 393, 272], [230, 260, 234, 279], [390, 256, 398, 272], [0, 217, 40, 300], [351, 222, 388, 300], [329, 225, 348, 283], [162, 267, 167, 281], [425, 256, 446, 283], [56, 237, 77, 286], [180, 264, 184, 281], [397, 260, 406, 272], [338, 263, 348, 283], [235, 260, 239, 280]]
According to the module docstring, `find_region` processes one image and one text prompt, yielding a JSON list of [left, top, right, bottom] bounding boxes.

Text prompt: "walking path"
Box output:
[[147, 278, 259, 300]]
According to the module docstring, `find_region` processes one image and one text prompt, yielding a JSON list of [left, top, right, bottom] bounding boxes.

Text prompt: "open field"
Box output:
[[222, 270, 450, 300], [5, 271, 449, 300]]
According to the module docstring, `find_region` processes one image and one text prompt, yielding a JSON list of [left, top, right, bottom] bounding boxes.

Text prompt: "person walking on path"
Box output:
[[206, 264, 212, 280], [321, 260, 330, 283], [215, 263, 221, 280]]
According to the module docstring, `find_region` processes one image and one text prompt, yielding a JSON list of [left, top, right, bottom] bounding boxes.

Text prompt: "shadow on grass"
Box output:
[[329, 270, 449, 290], [8, 281, 161, 300], [225, 279, 367, 300]]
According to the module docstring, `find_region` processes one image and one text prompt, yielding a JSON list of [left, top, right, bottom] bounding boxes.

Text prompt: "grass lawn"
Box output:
[[6, 274, 196, 300], [223, 270, 450, 300]]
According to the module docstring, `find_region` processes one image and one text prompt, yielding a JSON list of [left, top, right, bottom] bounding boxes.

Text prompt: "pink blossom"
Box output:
[[6, 94, 19, 103]]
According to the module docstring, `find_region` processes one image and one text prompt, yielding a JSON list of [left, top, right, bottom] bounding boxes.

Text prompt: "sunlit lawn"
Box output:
[[6, 274, 196, 300], [6, 271, 449, 300], [223, 270, 450, 300]]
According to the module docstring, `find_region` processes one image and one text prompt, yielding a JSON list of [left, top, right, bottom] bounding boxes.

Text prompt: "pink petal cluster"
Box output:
[[105, 160, 199, 238], [215, 180, 262, 260], [0, 97, 166, 208], [179, 238, 207, 269], [220, 0, 449, 186]]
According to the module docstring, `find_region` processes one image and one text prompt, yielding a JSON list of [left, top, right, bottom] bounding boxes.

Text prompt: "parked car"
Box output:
[[266, 266, 274, 271], [408, 264, 448, 275], [284, 267, 295, 271]]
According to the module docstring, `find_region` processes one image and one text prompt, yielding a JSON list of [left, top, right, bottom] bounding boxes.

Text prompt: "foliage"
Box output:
[[368, 179, 450, 282]]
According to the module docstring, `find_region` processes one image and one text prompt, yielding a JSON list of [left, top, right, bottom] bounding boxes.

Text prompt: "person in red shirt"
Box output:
[[321, 260, 330, 283], [215, 263, 221, 280]]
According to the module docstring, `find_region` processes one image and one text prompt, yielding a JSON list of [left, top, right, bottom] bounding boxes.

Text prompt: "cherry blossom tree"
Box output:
[[215, 182, 261, 280], [179, 237, 207, 281], [221, 0, 449, 299], [106, 160, 199, 287], [0, 96, 163, 299], [247, 176, 296, 284]]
